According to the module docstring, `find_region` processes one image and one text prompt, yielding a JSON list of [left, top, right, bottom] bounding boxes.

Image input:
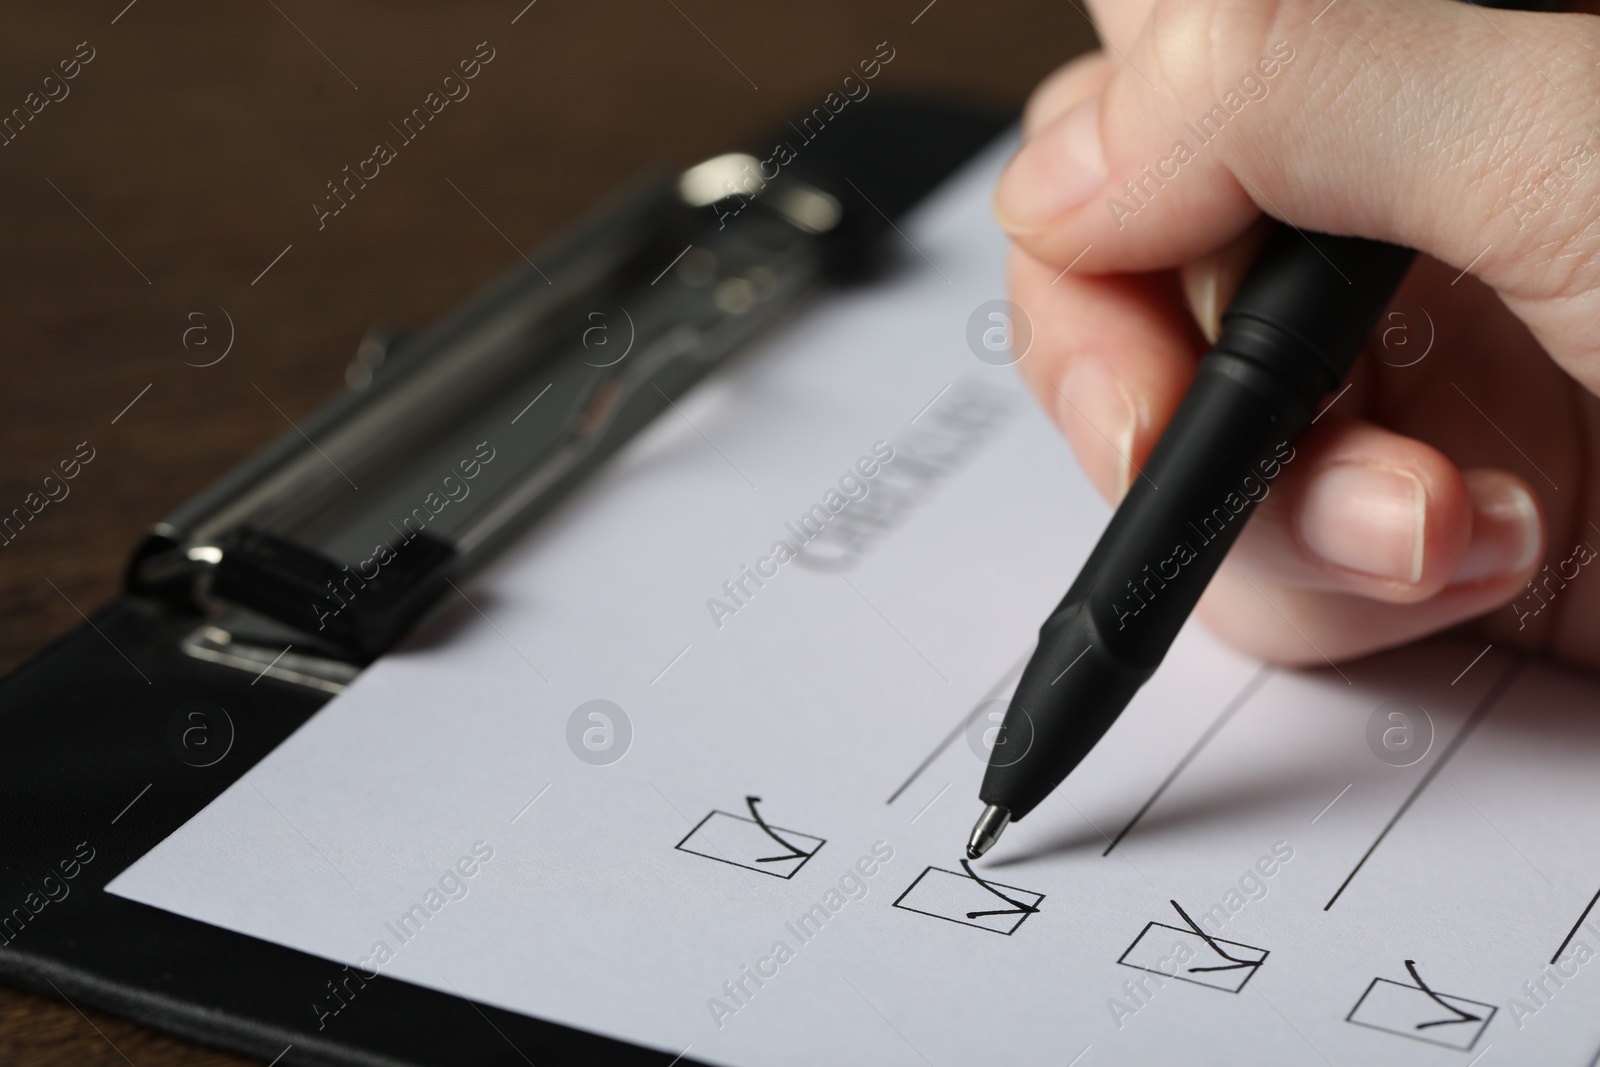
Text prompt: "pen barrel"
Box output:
[[1083, 352, 1318, 656], [981, 227, 1414, 820], [1078, 228, 1415, 665]]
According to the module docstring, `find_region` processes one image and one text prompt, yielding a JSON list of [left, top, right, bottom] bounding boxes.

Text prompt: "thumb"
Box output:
[[994, 0, 1600, 388]]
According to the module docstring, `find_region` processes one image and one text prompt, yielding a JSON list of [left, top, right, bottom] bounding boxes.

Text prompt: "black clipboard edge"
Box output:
[[0, 597, 696, 1066]]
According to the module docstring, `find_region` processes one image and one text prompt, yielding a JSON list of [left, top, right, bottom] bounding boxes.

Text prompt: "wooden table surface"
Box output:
[[0, 1, 1094, 1062]]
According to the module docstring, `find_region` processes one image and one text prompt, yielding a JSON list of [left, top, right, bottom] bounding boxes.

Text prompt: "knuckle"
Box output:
[[1140, 0, 1305, 104]]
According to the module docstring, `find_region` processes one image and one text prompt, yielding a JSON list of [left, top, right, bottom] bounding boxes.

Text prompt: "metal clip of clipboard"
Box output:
[[123, 99, 1005, 692]]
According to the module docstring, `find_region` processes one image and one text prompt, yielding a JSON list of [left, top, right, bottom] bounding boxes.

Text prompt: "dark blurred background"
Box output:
[[0, 1, 1093, 1061]]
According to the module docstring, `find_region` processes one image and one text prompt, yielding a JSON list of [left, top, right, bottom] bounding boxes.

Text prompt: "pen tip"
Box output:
[[966, 803, 1011, 860]]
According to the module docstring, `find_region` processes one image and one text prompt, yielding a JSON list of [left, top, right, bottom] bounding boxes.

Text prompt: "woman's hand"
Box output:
[[998, 0, 1600, 668]]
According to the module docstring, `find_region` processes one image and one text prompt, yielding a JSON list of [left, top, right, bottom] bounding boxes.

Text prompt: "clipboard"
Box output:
[[0, 96, 1006, 1066]]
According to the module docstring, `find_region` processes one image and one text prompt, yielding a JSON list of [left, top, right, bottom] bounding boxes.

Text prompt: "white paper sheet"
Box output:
[[110, 140, 1600, 1066]]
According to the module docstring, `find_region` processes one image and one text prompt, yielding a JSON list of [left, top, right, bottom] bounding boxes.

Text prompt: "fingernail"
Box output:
[[1299, 463, 1426, 583], [1059, 361, 1135, 501], [1183, 260, 1223, 344], [1451, 474, 1541, 584], [995, 95, 1106, 234]]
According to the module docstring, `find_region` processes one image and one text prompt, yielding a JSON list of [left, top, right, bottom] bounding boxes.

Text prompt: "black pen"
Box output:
[[966, 225, 1415, 858]]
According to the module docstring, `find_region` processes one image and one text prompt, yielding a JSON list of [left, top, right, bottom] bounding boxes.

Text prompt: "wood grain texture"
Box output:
[[0, 1, 1094, 1062]]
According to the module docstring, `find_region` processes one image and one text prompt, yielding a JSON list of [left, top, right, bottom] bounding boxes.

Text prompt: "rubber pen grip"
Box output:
[[1057, 224, 1416, 662]]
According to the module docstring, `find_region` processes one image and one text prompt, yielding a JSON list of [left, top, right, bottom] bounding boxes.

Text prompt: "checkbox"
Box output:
[[674, 807, 824, 879], [892, 864, 1044, 935], [1119, 921, 1269, 994], [1347, 976, 1496, 1051]]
